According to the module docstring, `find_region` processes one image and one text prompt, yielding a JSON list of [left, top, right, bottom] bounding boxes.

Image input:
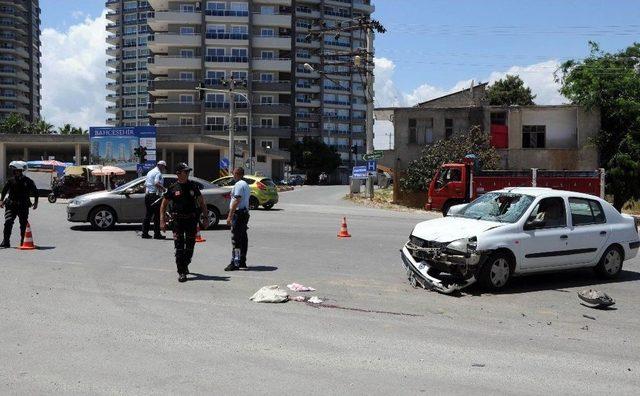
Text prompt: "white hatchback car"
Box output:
[[401, 188, 640, 294]]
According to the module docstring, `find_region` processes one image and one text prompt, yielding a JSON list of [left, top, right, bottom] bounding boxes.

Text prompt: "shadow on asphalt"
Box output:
[[243, 265, 278, 272], [70, 224, 231, 232], [187, 273, 230, 282], [468, 269, 640, 296]]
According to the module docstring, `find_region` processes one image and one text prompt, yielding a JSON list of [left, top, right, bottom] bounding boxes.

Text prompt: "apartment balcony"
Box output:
[[105, 0, 120, 10], [147, 33, 200, 53], [106, 45, 120, 57], [352, 103, 367, 111], [295, 54, 320, 64], [148, 0, 198, 10], [323, 40, 351, 49], [253, 103, 291, 115], [205, 10, 249, 23], [105, 118, 117, 125], [0, 57, 29, 70], [324, 100, 351, 108], [148, 101, 201, 114], [105, 58, 119, 68], [295, 112, 320, 122], [106, 93, 120, 102], [106, 23, 119, 32], [155, 124, 203, 136], [149, 79, 197, 93], [106, 34, 120, 45], [295, 37, 320, 48], [252, 58, 291, 72], [147, 11, 200, 32], [295, 83, 320, 94], [148, 56, 200, 74], [295, 7, 321, 18], [252, 80, 291, 92], [252, 13, 292, 28], [204, 55, 249, 69], [106, 70, 119, 80], [106, 105, 119, 113], [252, 125, 292, 138], [353, 0, 375, 13], [106, 81, 120, 91], [295, 127, 321, 136], [205, 32, 249, 46], [252, 35, 291, 50], [295, 98, 320, 107], [106, 10, 120, 21], [204, 102, 249, 112]]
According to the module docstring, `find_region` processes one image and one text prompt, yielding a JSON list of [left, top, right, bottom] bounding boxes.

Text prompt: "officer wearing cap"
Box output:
[[159, 163, 208, 282], [225, 167, 251, 271], [1, 161, 38, 248], [141, 160, 167, 239]]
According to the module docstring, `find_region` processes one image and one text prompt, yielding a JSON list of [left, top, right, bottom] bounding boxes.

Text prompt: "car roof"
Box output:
[[495, 187, 603, 201]]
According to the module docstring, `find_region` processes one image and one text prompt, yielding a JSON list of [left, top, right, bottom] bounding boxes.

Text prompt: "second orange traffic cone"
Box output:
[[19, 222, 36, 250], [337, 217, 351, 238], [195, 224, 206, 243]]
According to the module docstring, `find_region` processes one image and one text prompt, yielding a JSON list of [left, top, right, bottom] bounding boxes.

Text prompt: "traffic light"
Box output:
[[197, 82, 205, 101]]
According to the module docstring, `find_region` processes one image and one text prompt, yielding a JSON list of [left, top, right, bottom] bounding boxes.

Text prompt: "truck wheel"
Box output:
[[442, 201, 453, 216], [47, 193, 57, 203], [479, 252, 513, 291], [595, 245, 623, 279]]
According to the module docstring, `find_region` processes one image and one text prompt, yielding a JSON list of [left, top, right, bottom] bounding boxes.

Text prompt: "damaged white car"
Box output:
[[401, 188, 640, 294]]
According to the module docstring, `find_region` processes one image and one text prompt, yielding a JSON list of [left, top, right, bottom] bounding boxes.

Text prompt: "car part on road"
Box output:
[[308, 296, 323, 304], [250, 285, 289, 303], [578, 289, 615, 308], [287, 283, 316, 292], [89, 206, 116, 230]]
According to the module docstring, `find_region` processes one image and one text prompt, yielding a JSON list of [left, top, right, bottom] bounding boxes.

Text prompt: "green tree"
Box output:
[[487, 74, 536, 106], [401, 126, 501, 192], [607, 134, 640, 210], [31, 119, 54, 135], [556, 41, 640, 210], [58, 124, 73, 135], [0, 113, 28, 134], [290, 137, 341, 184]]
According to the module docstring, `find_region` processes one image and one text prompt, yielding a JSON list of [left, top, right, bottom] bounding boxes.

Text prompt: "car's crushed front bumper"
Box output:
[[401, 245, 478, 294]]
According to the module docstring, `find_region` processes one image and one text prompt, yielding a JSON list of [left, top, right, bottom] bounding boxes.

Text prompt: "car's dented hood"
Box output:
[[412, 216, 504, 242]]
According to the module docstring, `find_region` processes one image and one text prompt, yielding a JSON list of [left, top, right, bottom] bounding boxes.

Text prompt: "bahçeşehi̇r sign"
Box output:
[[89, 126, 157, 172]]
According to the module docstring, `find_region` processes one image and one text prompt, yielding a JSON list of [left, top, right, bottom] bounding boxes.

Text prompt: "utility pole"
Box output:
[[228, 79, 236, 171]]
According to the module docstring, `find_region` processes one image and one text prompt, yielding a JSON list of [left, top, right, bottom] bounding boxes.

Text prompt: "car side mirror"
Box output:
[[524, 219, 546, 231], [123, 188, 134, 196]]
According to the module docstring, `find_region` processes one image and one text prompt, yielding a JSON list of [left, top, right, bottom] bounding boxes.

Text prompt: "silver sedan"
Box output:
[[67, 175, 231, 230]]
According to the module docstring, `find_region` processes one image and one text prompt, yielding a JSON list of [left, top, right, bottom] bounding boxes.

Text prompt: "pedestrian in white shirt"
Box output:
[[141, 160, 167, 239]]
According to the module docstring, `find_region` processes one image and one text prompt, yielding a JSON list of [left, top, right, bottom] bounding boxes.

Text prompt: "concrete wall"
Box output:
[[417, 84, 488, 108]]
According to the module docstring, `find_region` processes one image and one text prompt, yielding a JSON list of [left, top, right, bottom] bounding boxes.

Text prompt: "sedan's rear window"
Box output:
[[569, 198, 606, 226]]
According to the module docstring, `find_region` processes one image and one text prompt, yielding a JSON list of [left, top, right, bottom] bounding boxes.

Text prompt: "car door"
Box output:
[[565, 197, 610, 266], [519, 197, 574, 271], [118, 180, 147, 222]]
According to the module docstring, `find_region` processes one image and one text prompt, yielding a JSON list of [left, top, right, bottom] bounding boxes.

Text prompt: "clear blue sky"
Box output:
[[41, 0, 640, 96]]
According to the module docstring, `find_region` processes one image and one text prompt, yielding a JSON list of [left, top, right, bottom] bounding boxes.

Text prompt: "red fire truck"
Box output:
[[426, 158, 605, 215]]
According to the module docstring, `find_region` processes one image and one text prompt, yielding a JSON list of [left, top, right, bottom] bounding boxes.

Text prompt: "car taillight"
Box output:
[[256, 181, 267, 191], [223, 192, 231, 200]]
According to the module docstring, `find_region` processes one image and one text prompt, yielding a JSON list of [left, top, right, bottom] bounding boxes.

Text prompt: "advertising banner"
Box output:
[[89, 126, 157, 173]]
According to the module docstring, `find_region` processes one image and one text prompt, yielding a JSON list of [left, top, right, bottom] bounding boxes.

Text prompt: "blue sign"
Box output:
[[367, 160, 377, 172], [89, 126, 157, 172], [352, 166, 368, 179]]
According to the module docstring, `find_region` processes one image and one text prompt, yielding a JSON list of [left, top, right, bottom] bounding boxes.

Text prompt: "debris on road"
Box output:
[[250, 285, 289, 303], [287, 283, 316, 292], [471, 363, 486, 368], [581, 325, 589, 331], [583, 314, 596, 321], [290, 296, 306, 302], [578, 289, 615, 308], [308, 296, 323, 304]]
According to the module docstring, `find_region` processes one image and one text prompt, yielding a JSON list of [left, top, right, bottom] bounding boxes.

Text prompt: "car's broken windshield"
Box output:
[[459, 193, 534, 223]]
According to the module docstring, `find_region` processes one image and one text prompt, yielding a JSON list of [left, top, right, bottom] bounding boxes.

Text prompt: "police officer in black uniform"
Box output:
[[159, 163, 208, 282], [1, 161, 39, 248]]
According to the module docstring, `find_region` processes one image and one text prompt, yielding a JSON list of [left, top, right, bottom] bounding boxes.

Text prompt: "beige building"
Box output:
[[0, 0, 41, 122], [375, 84, 600, 172]]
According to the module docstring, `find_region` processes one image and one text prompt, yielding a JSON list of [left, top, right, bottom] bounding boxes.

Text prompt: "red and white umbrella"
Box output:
[[92, 166, 126, 176]]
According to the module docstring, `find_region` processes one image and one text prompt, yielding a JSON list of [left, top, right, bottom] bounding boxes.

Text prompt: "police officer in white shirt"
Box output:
[[141, 160, 166, 239], [225, 167, 251, 271]]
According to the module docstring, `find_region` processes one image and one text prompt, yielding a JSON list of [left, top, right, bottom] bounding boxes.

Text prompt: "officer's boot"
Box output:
[[1, 229, 10, 248]]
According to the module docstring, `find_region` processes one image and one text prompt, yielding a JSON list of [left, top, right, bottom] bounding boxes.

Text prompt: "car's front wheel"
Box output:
[[263, 203, 274, 210], [479, 252, 513, 291], [249, 196, 260, 210], [89, 206, 116, 230], [595, 245, 623, 279]]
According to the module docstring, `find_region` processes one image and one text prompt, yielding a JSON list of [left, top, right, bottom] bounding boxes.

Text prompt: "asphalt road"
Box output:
[[1, 186, 639, 395]]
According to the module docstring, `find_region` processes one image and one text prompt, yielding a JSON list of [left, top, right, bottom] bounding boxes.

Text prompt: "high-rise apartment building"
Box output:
[[145, 0, 374, 168], [0, 0, 41, 122], [105, 0, 153, 126]]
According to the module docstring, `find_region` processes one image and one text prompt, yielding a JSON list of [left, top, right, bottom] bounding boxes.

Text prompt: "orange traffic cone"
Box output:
[[19, 222, 36, 250], [337, 217, 351, 238], [195, 224, 206, 243]]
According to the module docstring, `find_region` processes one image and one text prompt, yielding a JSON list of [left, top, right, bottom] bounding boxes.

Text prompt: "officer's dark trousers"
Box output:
[[173, 216, 197, 275], [142, 193, 161, 236], [3, 205, 29, 245], [230, 210, 250, 266]]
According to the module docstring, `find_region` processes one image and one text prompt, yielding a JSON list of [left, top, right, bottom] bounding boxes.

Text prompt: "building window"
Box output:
[[522, 125, 546, 148], [180, 27, 195, 35], [260, 73, 274, 82], [180, 94, 194, 103], [257, 155, 267, 163], [261, 140, 273, 149], [179, 72, 194, 80], [261, 51, 274, 59], [260, 96, 273, 104], [408, 118, 417, 144], [180, 117, 194, 125], [180, 49, 195, 58], [261, 118, 273, 127], [261, 28, 275, 37], [445, 118, 453, 139]]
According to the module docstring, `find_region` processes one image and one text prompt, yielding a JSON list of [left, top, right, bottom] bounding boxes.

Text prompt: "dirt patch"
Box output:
[[345, 189, 431, 214]]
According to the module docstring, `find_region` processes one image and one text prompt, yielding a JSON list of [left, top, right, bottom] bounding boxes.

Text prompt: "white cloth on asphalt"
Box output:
[[308, 296, 323, 304], [287, 283, 316, 292], [250, 285, 289, 303], [290, 296, 306, 302]]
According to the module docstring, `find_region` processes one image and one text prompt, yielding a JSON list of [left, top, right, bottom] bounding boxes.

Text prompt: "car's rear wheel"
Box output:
[[89, 206, 116, 230], [479, 252, 513, 291], [201, 206, 220, 229], [47, 193, 57, 203], [263, 203, 274, 210], [249, 196, 259, 210], [595, 245, 623, 279]]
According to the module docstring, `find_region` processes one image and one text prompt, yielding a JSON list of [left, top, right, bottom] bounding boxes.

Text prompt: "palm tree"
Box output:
[[31, 119, 54, 135], [70, 126, 88, 135], [0, 113, 28, 134], [58, 123, 73, 135]]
